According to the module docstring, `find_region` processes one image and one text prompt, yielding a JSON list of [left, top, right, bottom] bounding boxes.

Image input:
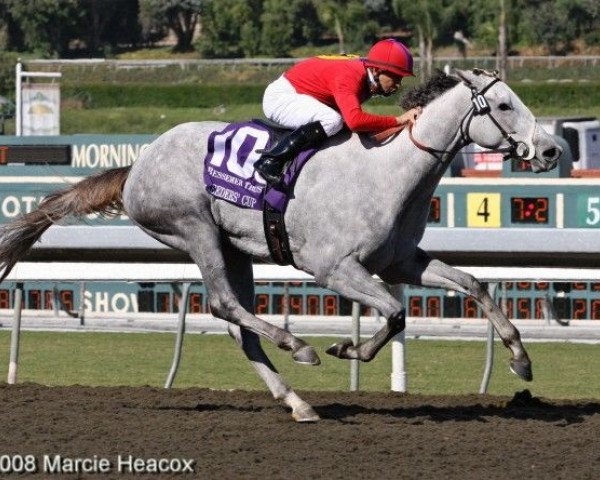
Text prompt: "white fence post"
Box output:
[[350, 301, 361, 391], [389, 284, 407, 392], [391, 331, 407, 392], [7, 283, 24, 384]]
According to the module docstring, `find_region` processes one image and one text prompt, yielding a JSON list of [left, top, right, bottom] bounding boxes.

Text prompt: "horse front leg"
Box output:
[[224, 246, 319, 422], [321, 256, 406, 362], [381, 248, 532, 381], [227, 326, 319, 422]]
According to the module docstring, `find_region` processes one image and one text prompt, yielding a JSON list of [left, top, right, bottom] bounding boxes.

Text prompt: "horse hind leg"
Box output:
[[381, 248, 532, 382], [321, 257, 406, 362], [183, 220, 320, 366]]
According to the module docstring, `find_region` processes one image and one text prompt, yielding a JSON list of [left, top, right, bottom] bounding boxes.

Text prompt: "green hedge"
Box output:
[[373, 81, 600, 110], [511, 82, 600, 110], [62, 84, 266, 108], [63, 81, 600, 111]]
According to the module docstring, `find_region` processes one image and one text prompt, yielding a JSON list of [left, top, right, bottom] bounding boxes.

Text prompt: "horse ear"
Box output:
[[448, 68, 473, 86], [473, 68, 500, 79]]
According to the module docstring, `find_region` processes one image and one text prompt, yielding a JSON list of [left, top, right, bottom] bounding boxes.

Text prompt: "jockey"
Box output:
[[254, 38, 422, 185]]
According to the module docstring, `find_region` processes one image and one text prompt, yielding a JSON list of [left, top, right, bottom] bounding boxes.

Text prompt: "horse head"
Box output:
[[450, 69, 561, 173]]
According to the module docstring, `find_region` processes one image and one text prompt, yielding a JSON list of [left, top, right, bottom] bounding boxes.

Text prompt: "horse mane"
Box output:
[[399, 70, 460, 110], [400, 68, 500, 110]]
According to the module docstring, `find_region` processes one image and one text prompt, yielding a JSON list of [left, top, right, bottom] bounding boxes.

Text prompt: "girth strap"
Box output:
[[263, 203, 296, 267]]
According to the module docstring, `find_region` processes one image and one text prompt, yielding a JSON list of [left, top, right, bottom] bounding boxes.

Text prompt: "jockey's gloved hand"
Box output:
[[396, 106, 422, 127]]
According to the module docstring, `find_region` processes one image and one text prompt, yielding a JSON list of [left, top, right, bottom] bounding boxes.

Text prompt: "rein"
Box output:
[[407, 77, 531, 162], [371, 125, 405, 143]]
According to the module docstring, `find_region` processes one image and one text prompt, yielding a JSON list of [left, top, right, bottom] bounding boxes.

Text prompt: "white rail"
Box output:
[[6, 262, 600, 283], [5, 262, 600, 391]]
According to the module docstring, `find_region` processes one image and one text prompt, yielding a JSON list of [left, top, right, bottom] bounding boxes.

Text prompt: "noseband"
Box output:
[[409, 77, 531, 162]]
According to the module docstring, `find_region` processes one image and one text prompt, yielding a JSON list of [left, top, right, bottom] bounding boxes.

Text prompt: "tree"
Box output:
[[79, 0, 140, 54], [578, 0, 600, 45], [393, 0, 446, 79], [316, 0, 376, 54], [289, 0, 323, 47], [80, 0, 118, 53], [139, 0, 203, 52], [6, 0, 81, 57], [523, 0, 576, 54], [197, 0, 260, 58], [498, 0, 507, 79], [0, 2, 22, 51], [139, 0, 168, 45], [260, 0, 294, 57], [466, 0, 525, 54]]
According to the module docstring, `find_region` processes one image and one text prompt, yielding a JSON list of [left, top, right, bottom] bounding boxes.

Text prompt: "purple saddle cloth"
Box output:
[[203, 121, 316, 212]]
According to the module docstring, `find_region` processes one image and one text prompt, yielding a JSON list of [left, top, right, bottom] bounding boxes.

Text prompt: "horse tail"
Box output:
[[0, 166, 131, 282]]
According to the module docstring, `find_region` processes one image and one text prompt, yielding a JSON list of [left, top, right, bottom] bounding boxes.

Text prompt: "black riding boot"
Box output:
[[254, 121, 327, 185]]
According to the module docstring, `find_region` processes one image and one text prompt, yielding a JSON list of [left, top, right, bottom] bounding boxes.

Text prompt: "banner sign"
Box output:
[[21, 83, 60, 136]]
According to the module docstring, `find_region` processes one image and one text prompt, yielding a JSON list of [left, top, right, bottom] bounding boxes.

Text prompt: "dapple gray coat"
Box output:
[[0, 70, 561, 421]]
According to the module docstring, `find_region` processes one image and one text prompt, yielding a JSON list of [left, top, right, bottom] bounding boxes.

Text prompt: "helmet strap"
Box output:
[[367, 67, 382, 95]]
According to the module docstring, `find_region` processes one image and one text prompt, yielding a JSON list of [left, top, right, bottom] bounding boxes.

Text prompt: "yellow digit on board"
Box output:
[[467, 193, 501, 227]]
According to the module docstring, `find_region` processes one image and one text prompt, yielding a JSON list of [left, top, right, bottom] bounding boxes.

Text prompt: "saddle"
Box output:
[[203, 119, 319, 267], [252, 118, 293, 141]]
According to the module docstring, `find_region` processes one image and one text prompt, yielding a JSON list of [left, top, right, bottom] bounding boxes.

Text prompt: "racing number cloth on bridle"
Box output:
[[203, 120, 317, 266]]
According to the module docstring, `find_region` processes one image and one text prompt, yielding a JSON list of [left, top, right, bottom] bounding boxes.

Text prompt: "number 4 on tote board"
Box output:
[[467, 193, 501, 227]]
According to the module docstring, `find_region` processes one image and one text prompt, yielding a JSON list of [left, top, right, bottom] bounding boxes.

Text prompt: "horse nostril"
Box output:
[[543, 147, 557, 159]]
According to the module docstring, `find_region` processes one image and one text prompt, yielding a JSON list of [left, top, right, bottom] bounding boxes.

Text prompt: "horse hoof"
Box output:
[[326, 340, 353, 359], [292, 345, 321, 366], [510, 359, 533, 382], [292, 404, 320, 423], [388, 314, 406, 333]]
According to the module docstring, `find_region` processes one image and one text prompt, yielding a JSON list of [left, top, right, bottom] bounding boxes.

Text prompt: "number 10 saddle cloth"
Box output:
[[203, 120, 319, 266]]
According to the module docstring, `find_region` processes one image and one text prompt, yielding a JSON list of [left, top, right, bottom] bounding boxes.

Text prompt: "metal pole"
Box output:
[[165, 282, 191, 389], [389, 284, 407, 392], [350, 301, 360, 391], [15, 62, 21, 136], [283, 282, 290, 331], [479, 282, 498, 394], [7, 283, 24, 384], [52, 284, 59, 317], [78, 281, 86, 326], [542, 293, 569, 326]]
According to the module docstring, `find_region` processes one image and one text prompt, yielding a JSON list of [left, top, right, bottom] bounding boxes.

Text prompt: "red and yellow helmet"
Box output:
[[364, 39, 414, 77]]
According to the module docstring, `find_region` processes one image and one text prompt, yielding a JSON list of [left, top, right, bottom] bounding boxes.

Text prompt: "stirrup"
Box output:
[[255, 158, 285, 186], [260, 170, 283, 186]]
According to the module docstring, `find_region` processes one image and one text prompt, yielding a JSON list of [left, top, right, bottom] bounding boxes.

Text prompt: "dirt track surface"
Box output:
[[0, 385, 599, 479]]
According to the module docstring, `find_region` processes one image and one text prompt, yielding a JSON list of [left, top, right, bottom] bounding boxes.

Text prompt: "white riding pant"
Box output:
[[262, 76, 344, 137]]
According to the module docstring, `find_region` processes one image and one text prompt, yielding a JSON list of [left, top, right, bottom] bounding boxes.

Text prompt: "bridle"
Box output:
[[409, 77, 532, 163]]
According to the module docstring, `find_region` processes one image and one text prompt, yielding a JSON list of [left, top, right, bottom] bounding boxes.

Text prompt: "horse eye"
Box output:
[[498, 103, 512, 111]]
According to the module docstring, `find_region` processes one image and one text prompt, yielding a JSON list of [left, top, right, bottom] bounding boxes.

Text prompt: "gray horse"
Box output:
[[0, 69, 561, 422]]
